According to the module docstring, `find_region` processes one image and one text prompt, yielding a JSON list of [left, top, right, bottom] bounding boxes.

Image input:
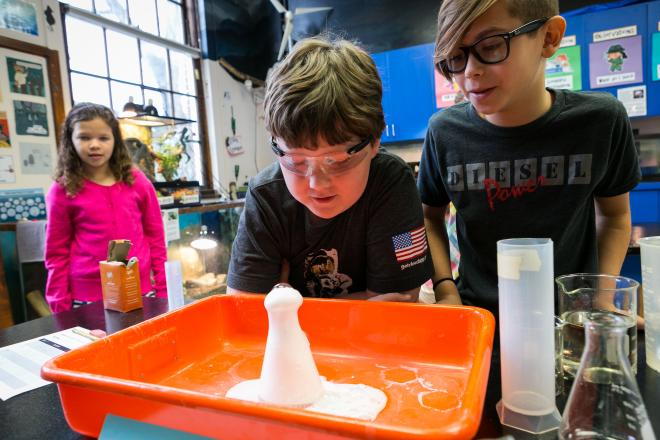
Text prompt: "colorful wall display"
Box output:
[[12, 100, 48, 136], [0, 112, 10, 148], [652, 33, 660, 82], [6, 57, 45, 97], [589, 35, 643, 89], [0, 0, 38, 36], [545, 45, 583, 90], [434, 70, 465, 108]]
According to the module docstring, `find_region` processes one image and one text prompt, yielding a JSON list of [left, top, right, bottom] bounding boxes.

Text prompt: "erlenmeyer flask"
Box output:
[[559, 312, 655, 440]]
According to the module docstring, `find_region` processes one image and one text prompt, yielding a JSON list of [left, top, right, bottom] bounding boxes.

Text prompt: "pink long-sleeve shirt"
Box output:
[[45, 168, 167, 313]]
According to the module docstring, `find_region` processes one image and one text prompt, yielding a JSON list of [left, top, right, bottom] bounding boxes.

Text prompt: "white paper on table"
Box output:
[[0, 326, 97, 400], [16, 220, 47, 262]]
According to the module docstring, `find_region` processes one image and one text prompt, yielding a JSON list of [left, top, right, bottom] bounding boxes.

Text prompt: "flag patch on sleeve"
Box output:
[[391, 226, 428, 263]]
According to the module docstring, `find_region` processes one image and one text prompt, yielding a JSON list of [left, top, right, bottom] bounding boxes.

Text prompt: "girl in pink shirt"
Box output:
[[45, 102, 166, 313]]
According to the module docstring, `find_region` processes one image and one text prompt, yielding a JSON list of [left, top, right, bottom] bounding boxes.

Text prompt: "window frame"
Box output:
[[60, 0, 212, 187]]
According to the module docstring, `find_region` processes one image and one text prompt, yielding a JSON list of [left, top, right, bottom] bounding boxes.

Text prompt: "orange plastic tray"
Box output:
[[42, 294, 495, 439]]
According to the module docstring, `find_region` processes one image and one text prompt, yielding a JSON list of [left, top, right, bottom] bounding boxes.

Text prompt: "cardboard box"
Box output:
[[99, 260, 143, 312]]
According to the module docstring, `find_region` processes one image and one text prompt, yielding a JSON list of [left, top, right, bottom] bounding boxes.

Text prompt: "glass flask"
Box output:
[[559, 312, 655, 440]]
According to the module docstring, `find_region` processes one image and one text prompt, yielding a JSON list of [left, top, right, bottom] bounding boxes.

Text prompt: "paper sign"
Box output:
[[617, 85, 647, 117], [161, 208, 180, 243]]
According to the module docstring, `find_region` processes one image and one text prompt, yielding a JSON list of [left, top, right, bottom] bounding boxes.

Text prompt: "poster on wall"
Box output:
[[0, 112, 10, 148], [19, 142, 51, 174], [6, 57, 45, 96], [617, 85, 647, 117], [652, 33, 660, 81], [545, 45, 582, 90], [0, 0, 38, 36], [434, 70, 465, 108], [13, 100, 48, 136], [0, 155, 16, 183], [589, 35, 643, 89]]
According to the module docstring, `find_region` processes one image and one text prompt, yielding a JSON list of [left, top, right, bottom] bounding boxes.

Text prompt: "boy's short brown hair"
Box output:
[[264, 35, 385, 149], [435, 0, 559, 79]]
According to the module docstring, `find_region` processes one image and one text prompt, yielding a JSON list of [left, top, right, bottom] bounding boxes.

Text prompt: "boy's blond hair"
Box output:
[[264, 36, 385, 149], [435, 0, 559, 78]]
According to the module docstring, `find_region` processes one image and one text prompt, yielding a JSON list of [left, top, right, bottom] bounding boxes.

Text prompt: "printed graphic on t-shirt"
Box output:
[[446, 154, 593, 211], [392, 226, 428, 265], [304, 248, 352, 298]]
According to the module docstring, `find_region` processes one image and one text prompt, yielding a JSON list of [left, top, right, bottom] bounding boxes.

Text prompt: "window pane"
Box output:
[[141, 41, 170, 90], [127, 0, 157, 34], [60, 0, 93, 10], [110, 81, 143, 115], [158, 0, 184, 43], [173, 94, 197, 121], [144, 89, 172, 117], [65, 16, 107, 76], [95, 0, 128, 24], [106, 30, 141, 83], [170, 51, 195, 95], [71, 73, 110, 107]]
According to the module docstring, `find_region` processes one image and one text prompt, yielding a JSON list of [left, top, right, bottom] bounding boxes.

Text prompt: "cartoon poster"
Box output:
[[0, 0, 38, 36], [589, 35, 643, 89], [434, 70, 465, 108], [19, 142, 52, 174], [545, 45, 582, 90], [0, 112, 10, 148], [7, 57, 45, 97], [652, 33, 660, 81], [13, 100, 48, 136]]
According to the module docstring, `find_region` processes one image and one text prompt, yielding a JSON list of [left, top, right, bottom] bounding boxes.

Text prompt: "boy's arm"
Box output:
[[423, 203, 461, 305], [595, 192, 631, 275], [595, 192, 644, 327]]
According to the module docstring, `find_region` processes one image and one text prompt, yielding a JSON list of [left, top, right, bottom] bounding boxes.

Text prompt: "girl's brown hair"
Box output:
[[435, 0, 559, 80], [264, 35, 385, 149], [55, 102, 134, 196]]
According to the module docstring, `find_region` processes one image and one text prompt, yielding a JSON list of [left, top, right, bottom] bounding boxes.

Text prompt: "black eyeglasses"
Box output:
[[270, 137, 373, 176], [436, 17, 550, 75]]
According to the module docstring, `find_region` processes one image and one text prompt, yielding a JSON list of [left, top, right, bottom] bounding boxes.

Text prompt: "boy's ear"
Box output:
[[541, 15, 567, 59]]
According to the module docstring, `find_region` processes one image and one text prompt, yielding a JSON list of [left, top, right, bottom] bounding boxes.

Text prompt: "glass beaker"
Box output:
[[555, 274, 638, 380], [496, 238, 561, 434], [559, 312, 655, 440], [638, 236, 660, 373]]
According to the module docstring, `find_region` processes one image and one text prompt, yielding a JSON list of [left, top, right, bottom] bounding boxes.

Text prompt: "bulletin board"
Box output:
[[0, 34, 65, 199], [0, 46, 56, 194], [580, 1, 660, 118]]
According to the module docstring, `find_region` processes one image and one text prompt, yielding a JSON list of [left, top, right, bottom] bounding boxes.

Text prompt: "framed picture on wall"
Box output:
[[6, 57, 44, 97], [0, 0, 38, 36], [12, 100, 48, 136]]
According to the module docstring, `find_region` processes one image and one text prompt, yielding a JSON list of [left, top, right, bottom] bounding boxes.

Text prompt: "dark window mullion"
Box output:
[[137, 38, 146, 105], [102, 27, 112, 108], [167, 49, 174, 117], [155, 0, 162, 39]]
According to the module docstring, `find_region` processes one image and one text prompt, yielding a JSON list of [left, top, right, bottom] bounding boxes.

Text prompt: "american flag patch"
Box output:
[[392, 226, 428, 263]]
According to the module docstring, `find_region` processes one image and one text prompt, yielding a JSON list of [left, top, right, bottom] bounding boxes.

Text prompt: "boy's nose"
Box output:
[[463, 54, 484, 79], [307, 165, 331, 188]]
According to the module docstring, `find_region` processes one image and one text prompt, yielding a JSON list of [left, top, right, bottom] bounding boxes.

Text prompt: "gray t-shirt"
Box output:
[[417, 89, 641, 314], [229, 150, 433, 297]]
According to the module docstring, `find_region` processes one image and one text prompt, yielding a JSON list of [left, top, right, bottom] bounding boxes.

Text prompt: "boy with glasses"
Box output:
[[227, 36, 433, 301], [419, 0, 640, 315]]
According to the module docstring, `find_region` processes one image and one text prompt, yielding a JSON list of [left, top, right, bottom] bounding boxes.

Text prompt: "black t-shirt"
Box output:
[[417, 89, 641, 314], [228, 150, 434, 297]]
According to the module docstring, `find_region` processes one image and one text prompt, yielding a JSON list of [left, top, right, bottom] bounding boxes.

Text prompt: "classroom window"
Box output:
[[61, 0, 209, 185]]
